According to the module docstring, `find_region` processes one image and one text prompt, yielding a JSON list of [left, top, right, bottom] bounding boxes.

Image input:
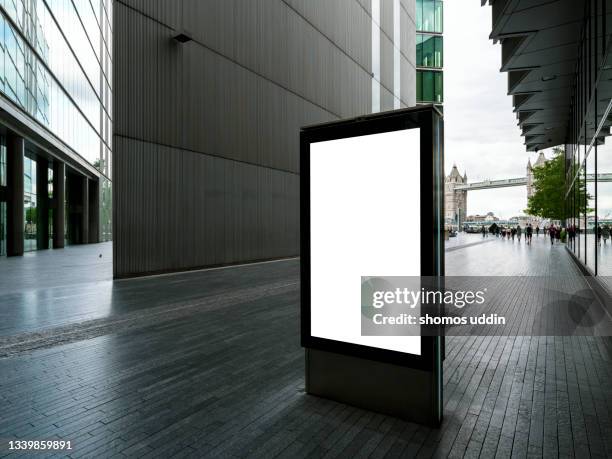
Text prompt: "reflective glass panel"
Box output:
[[587, 147, 596, 273], [597, 136, 612, 279]]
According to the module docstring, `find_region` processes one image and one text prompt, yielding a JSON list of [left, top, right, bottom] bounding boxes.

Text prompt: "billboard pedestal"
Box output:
[[306, 348, 442, 426]]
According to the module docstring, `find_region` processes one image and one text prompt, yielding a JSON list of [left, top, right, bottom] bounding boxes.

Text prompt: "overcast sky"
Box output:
[[444, 1, 554, 219]]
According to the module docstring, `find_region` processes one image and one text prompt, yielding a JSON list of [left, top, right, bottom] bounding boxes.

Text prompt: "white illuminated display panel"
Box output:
[[309, 128, 421, 356]]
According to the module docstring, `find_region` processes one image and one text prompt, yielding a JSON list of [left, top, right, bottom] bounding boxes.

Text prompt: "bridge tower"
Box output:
[[445, 165, 468, 228], [526, 152, 547, 200], [526, 158, 533, 199]]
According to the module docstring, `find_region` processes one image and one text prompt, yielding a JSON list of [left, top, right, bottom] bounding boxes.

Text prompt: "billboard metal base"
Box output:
[[306, 348, 442, 426]]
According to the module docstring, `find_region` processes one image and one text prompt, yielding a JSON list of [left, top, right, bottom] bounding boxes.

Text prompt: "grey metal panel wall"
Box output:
[[114, 0, 416, 277], [114, 137, 299, 276]]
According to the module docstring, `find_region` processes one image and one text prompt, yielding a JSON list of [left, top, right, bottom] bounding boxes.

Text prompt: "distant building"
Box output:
[[526, 152, 548, 200], [0, 1, 112, 258], [467, 212, 499, 223], [445, 165, 467, 227], [510, 215, 543, 227]]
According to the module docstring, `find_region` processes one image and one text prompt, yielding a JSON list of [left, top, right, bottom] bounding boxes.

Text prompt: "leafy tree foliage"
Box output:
[[525, 148, 589, 220]]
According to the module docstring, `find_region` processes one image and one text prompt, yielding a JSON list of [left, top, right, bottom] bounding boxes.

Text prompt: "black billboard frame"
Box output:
[[300, 105, 445, 426]]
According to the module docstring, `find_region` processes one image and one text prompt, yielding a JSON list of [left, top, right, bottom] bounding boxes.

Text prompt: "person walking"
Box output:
[[567, 225, 574, 243], [536, 225, 540, 237], [511, 227, 516, 241], [549, 225, 555, 245], [598, 225, 603, 245], [526, 224, 533, 245], [604, 225, 611, 245], [482, 225, 486, 238], [517, 225, 522, 242]]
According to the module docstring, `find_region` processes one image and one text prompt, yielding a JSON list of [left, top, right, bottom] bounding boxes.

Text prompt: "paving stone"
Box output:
[[0, 236, 610, 457]]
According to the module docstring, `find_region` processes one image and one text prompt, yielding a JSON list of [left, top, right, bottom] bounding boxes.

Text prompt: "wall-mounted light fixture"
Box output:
[[173, 32, 192, 43]]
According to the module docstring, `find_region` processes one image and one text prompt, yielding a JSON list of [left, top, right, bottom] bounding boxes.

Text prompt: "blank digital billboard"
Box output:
[[309, 128, 421, 356]]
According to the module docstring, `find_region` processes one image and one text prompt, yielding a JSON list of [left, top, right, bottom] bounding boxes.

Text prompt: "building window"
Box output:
[[416, 0, 443, 34], [416, 0, 443, 105], [417, 35, 443, 68], [23, 153, 37, 252], [417, 70, 443, 103], [0, 139, 6, 186]]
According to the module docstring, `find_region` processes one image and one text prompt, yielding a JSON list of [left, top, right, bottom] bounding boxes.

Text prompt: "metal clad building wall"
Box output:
[[113, 0, 416, 277]]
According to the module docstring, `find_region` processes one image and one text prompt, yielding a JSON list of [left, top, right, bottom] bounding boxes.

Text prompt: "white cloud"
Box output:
[[444, 1, 555, 219]]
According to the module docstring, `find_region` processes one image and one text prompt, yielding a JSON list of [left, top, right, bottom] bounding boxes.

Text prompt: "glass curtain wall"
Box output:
[[0, 0, 112, 242], [416, 0, 443, 105], [566, 0, 612, 290], [0, 137, 5, 256], [23, 152, 36, 251]]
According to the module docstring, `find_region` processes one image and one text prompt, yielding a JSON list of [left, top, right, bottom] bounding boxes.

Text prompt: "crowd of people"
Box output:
[[474, 222, 612, 247], [596, 224, 612, 244], [480, 223, 564, 246]]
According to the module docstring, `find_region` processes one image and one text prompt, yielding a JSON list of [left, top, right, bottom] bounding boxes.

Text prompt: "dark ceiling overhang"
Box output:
[[482, 0, 594, 152]]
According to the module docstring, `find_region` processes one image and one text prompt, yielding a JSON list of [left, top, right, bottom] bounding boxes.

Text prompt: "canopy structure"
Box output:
[[483, 0, 612, 151]]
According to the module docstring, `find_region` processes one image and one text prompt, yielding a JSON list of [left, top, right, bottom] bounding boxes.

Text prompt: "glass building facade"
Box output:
[[565, 0, 612, 288], [416, 0, 443, 105], [0, 140, 5, 256], [0, 0, 112, 254]]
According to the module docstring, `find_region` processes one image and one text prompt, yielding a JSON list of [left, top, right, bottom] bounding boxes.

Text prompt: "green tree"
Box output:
[[525, 147, 589, 220], [25, 206, 36, 223]]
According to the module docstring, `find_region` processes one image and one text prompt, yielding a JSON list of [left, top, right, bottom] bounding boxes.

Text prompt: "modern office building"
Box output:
[[113, 0, 418, 277], [416, 0, 443, 106], [486, 0, 612, 287], [0, 0, 112, 257]]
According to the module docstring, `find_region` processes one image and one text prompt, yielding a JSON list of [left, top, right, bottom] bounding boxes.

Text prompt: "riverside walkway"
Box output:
[[0, 237, 611, 457]]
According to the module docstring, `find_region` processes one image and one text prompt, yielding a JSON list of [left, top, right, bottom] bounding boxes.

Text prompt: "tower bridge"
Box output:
[[445, 152, 612, 226], [454, 173, 612, 191]]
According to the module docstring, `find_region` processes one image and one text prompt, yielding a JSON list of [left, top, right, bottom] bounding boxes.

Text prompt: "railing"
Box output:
[[454, 177, 526, 191], [453, 173, 612, 191]]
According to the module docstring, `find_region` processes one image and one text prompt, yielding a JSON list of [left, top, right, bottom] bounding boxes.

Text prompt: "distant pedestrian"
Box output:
[[604, 225, 611, 244], [517, 225, 522, 242], [511, 227, 516, 241], [482, 225, 487, 238], [526, 224, 533, 245], [598, 225, 603, 245], [536, 226, 540, 237], [569, 225, 576, 243], [549, 225, 556, 245]]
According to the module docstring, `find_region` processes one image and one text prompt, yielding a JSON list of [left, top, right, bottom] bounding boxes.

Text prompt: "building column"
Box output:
[[88, 179, 99, 243], [6, 134, 24, 256], [81, 176, 89, 244], [36, 157, 49, 250], [52, 161, 65, 249]]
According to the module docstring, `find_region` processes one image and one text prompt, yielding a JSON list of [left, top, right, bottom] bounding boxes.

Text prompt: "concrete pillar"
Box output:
[[36, 157, 49, 250], [81, 176, 89, 244], [52, 161, 65, 249], [88, 179, 100, 243], [6, 135, 24, 256]]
